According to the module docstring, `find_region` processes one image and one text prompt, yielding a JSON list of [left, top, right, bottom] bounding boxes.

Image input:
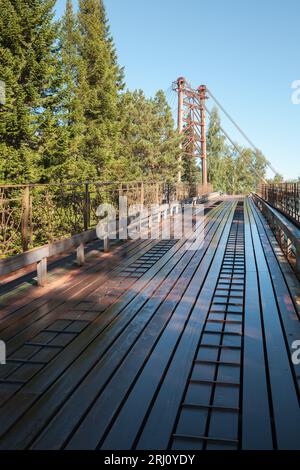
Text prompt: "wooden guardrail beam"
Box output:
[[0, 202, 181, 285], [0, 228, 97, 285]]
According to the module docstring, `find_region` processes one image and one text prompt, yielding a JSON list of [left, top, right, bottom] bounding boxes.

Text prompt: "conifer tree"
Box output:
[[270, 173, 284, 183], [0, 0, 267, 194], [0, 0, 61, 183], [50, 0, 96, 181], [77, 0, 124, 179]]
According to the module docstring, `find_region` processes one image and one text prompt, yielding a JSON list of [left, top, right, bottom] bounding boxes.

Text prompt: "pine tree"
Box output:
[[0, 0, 61, 183], [148, 90, 180, 181], [77, 0, 124, 179], [117, 89, 180, 182], [61, 0, 83, 139], [181, 110, 202, 186], [221, 146, 267, 195], [49, 0, 97, 181]]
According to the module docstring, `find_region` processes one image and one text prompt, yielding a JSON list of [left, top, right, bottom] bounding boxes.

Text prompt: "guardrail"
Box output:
[[252, 193, 300, 276], [259, 182, 300, 226]]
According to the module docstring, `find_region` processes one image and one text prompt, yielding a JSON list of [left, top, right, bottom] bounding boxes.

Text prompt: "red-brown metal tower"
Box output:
[[173, 77, 208, 185], [198, 84, 207, 186]]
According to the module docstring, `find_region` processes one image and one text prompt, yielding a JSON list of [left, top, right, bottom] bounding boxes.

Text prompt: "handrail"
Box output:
[[258, 182, 300, 227], [252, 193, 300, 276], [0, 180, 213, 258], [0, 180, 161, 189]]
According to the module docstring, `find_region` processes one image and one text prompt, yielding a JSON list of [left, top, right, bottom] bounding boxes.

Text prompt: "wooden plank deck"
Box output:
[[0, 197, 299, 450]]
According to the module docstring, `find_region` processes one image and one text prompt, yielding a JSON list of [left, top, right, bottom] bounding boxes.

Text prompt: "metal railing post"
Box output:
[[21, 185, 30, 252]]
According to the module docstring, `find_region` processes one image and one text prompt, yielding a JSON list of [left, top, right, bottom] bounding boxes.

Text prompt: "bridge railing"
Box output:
[[0, 180, 213, 259], [259, 182, 300, 226]]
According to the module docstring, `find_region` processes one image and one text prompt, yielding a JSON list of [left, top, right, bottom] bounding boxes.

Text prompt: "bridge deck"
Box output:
[[0, 197, 299, 450]]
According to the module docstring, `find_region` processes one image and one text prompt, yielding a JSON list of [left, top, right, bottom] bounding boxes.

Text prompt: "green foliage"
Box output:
[[0, 1, 266, 194], [181, 129, 201, 185], [268, 173, 284, 183], [47, 0, 97, 181], [117, 89, 180, 182], [206, 107, 267, 194], [0, 0, 60, 183], [206, 107, 229, 191], [0, 0, 177, 185]]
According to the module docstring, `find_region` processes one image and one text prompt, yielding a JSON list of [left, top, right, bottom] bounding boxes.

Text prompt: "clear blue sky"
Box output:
[[55, 0, 300, 180]]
